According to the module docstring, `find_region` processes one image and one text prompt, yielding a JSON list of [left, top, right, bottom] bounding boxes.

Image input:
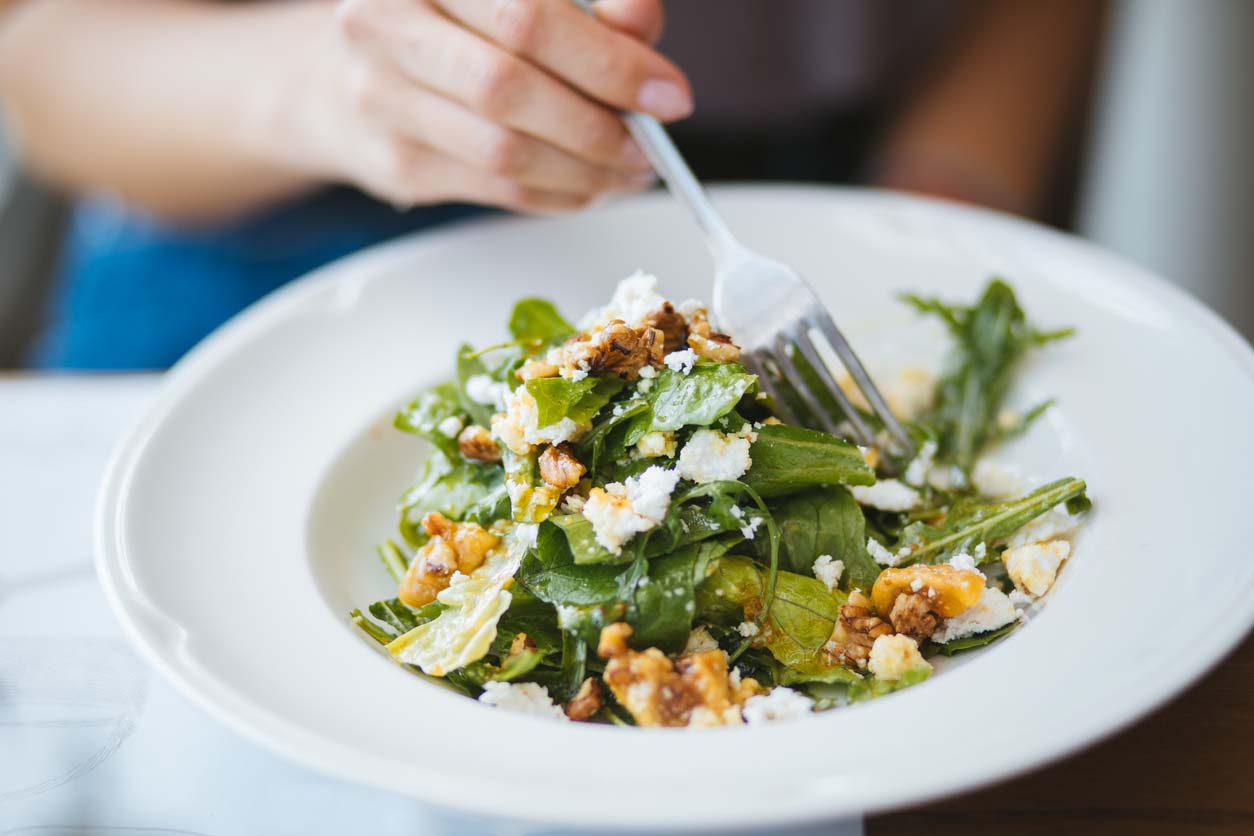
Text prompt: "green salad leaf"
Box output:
[[394, 382, 464, 458], [454, 343, 496, 428], [526, 375, 624, 427], [509, 298, 575, 345], [847, 667, 931, 703], [630, 364, 757, 436], [767, 485, 880, 591], [743, 424, 875, 498], [399, 451, 508, 545]]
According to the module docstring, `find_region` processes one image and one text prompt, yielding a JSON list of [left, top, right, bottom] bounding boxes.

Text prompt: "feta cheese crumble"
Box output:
[[1004, 539, 1071, 597], [971, 459, 1024, 498], [931, 587, 1017, 643], [634, 430, 677, 459], [677, 428, 754, 484], [664, 348, 698, 374], [478, 681, 568, 721], [813, 555, 844, 591], [578, 271, 667, 331], [741, 687, 815, 724], [465, 374, 507, 409], [867, 634, 930, 681], [866, 537, 902, 567], [582, 466, 680, 553], [850, 479, 922, 512], [1005, 505, 1081, 549], [514, 523, 539, 549], [947, 552, 979, 573], [491, 386, 587, 456], [736, 621, 760, 638], [903, 440, 938, 488], [437, 415, 465, 438]]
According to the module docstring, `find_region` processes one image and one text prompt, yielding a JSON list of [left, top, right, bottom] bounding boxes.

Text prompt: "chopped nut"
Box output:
[[508, 632, 536, 657], [603, 646, 747, 727], [826, 590, 894, 669], [686, 309, 741, 362], [871, 564, 985, 619], [597, 622, 633, 659], [564, 677, 604, 721], [588, 321, 666, 378], [888, 591, 943, 642], [538, 442, 586, 489], [457, 424, 501, 462], [644, 302, 689, 354], [516, 359, 560, 381], [397, 513, 501, 608]]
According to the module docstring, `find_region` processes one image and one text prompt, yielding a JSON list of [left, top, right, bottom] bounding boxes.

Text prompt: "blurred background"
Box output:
[[0, 0, 1251, 369]]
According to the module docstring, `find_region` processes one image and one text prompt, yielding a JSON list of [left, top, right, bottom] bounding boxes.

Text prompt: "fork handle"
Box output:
[[567, 0, 743, 265]]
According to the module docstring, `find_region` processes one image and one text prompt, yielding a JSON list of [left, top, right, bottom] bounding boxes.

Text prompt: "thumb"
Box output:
[[592, 0, 665, 44]]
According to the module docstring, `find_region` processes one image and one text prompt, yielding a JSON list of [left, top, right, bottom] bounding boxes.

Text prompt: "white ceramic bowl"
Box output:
[[96, 186, 1254, 831]]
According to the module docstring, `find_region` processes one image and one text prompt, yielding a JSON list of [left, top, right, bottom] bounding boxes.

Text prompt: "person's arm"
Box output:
[[0, 0, 688, 224], [875, 0, 1107, 218]]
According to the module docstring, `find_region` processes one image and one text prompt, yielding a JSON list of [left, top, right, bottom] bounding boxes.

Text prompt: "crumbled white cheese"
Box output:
[[578, 271, 668, 330], [1004, 539, 1071, 597], [478, 681, 568, 721], [1008, 589, 1035, 611], [561, 493, 586, 514], [909, 578, 923, 592], [741, 687, 815, 724], [491, 386, 588, 456], [736, 621, 760, 638], [637, 378, 654, 394], [927, 464, 966, 492], [972, 459, 1024, 498], [867, 634, 930, 681], [728, 503, 762, 540], [514, 523, 539, 549], [886, 368, 936, 421], [634, 430, 677, 459], [850, 479, 922, 512], [569, 367, 589, 382], [1005, 505, 1081, 549], [947, 552, 979, 573], [812, 559, 842, 591], [974, 542, 987, 561], [437, 415, 465, 438], [931, 587, 1017, 643], [867, 537, 901, 566], [677, 428, 753, 484], [664, 348, 698, 375], [582, 466, 679, 554], [684, 626, 720, 654], [675, 298, 705, 319], [903, 440, 938, 488], [728, 667, 742, 688], [465, 374, 508, 410]]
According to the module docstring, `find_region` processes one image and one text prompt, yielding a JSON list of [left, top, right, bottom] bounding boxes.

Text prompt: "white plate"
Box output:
[[96, 186, 1254, 831]]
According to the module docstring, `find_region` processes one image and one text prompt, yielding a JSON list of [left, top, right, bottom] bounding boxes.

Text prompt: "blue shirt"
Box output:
[[32, 188, 486, 369]]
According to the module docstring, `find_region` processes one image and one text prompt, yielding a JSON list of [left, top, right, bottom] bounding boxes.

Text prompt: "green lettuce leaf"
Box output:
[[626, 364, 757, 440], [455, 343, 496, 428], [743, 424, 875, 498], [631, 538, 735, 653], [509, 298, 574, 345], [766, 485, 880, 591], [394, 382, 464, 458], [847, 666, 931, 702], [399, 451, 509, 545], [526, 375, 624, 427]]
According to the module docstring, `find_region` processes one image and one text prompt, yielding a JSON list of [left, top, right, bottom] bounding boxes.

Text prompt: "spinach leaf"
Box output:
[[631, 538, 735, 653], [931, 621, 1018, 657], [548, 513, 622, 565], [903, 280, 1073, 469], [398, 451, 509, 545], [847, 666, 931, 702], [509, 298, 574, 345], [631, 364, 756, 436], [518, 521, 632, 608], [394, 382, 463, 458], [455, 343, 496, 428], [555, 632, 588, 702], [350, 609, 393, 645], [526, 375, 624, 427], [743, 424, 875, 498], [778, 660, 862, 687], [766, 485, 880, 591], [897, 476, 1087, 564], [696, 555, 841, 667], [577, 398, 649, 472]]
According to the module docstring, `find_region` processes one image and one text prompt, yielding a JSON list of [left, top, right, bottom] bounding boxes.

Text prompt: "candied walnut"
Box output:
[[644, 302, 688, 354], [538, 442, 586, 489], [516, 359, 559, 381], [397, 513, 501, 608], [598, 622, 633, 659], [826, 590, 894, 670], [586, 321, 666, 379], [457, 424, 501, 462], [686, 309, 741, 362], [871, 564, 985, 619], [564, 677, 604, 721], [888, 591, 943, 642]]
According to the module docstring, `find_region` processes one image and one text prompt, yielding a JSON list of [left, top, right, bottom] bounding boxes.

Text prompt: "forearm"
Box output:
[[878, 0, 1107, 217], [0, 0, 337, 223]]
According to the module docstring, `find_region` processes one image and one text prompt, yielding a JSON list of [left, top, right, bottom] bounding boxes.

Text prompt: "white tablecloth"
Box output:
[[0, 376, 860, 836]]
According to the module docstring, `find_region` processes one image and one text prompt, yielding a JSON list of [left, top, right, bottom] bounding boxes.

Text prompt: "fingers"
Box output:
[[432, 0, 692, 119], [340, 3, 649, 170], [353, 61, 654, 196], [589, 0, 666, 45]]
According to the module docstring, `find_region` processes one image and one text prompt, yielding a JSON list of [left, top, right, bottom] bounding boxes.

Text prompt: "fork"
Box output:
[[568, 1, 913, 458]]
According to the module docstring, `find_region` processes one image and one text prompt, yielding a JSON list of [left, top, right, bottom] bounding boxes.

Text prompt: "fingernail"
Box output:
[[627, 171, 658, 187], [620, 138, 651, 169], [637, 79, 693, 121]]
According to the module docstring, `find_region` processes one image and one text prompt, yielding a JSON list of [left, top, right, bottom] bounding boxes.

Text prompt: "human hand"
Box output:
[[296, 0, 689, 213]]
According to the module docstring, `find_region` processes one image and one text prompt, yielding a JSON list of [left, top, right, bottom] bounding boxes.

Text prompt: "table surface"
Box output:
[[3, 375, 1250, 835]]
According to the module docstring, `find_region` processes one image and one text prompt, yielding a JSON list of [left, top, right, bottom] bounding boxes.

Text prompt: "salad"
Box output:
[[350, 274, 1090, 727]]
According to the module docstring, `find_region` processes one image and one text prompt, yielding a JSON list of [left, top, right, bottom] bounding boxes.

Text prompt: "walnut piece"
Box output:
[[397, 512, 501, 608], [644, 302, 689, 354], [686, 309, 741, 362], [457, 424, 501, 462], [516, 359, 559, 381], [538, 442, 586, 489], [888, 591, 943, 642], [564, 677, 604, 721], [598, 623, 750, 727], [826, 590, 894, 670]]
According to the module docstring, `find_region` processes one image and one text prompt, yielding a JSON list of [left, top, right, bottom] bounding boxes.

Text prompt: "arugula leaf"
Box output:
[[394, 382, 463, 458], [399, 451, 509, 545], [509, 298, 574, 345], [526, 375, 624, 427], [577, 397, 649, 472], [903, 280, 1073, 469], [766, 485, 881, 591], [548, 513, 622, 565], [492, 586, 563, 654], [696, 555, 840, 667], [897, 477, 1087, 564], [931, 621, 1018, 657], [630, 364, 757, 437], [743, 424, 875, 498], [631, 538, 735, 653], [455, 343, 496, 428], [519, 521, 632, 608], [377, 540, 409, 583], [847, 666, 931, 702], [350, 609, 394, 645], [778, 660, 862, 687]]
